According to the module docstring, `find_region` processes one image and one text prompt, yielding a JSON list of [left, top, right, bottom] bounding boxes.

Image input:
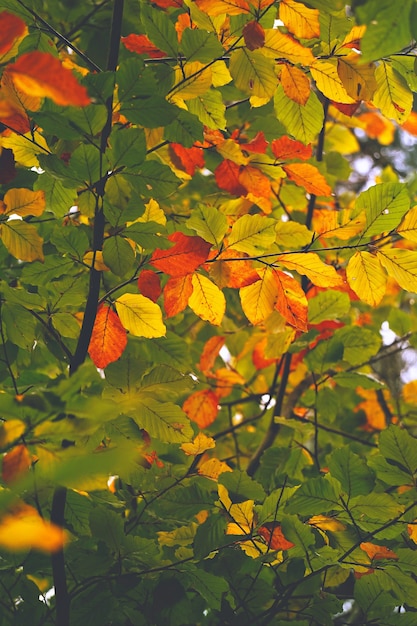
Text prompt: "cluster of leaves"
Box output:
[[1, 0, 417, 624]]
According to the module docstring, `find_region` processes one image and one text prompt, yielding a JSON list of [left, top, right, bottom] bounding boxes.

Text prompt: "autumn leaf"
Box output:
[[2, 188, 45, 217], [263, 29, 315, 66], [240, 131, 268, 154], [0, 11, 27, 60], [346, 251, 387, 307], [273, 269, 308, 331], [8, 51, 91, 107], [115, 293, 166, 338], [1, 220, 44, 262], [194, 0, 250, 17], [215, 160, 247, 196], [0, 503, 66, 553], [240, 268, 278, 325], [360, 542, 398, 561], [151, 232, 211, 276], [279, 63, 311, 105], [88, 304, 128, 369], [278, 252, 342, 288], [188, 273, 226, 326], [337, 53, 378, 102], [183, 389, 219, 428], [164, 274, 194, 317], [181, 432, 216, 455], [122, 34, 166, 58], [169, 143, 205, 175], [283, 163, 331, 196], [243, 21, 265, 51], [377, 248, 417, 292], [279, 0, 320, 40], [0, 420, 25, 447], [271, 136, 312, 161], [137, 269, 162, 302], [311, 60, 355, 104], [2, 444, 32, 484], [199, 335, 226, 374], [257, 523, 295, 551], [198, 457, 232, 480]]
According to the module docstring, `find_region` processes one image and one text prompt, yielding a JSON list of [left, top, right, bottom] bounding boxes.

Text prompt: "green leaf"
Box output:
[[328, 447, 375, 498], [355, 0, 413, 62], [142, 5, 178, 57], [308, 290, 350, 324], [185, 569, 229, 612], [125, 161, 180, 198], [229, 49, 277, 101], [51, 224, 89, 259], [193, 513, 229, 559], [227, 214, 276, 255], [65, 489, 93, 536], [34, 176, 77, 218], [333, 326, 381, 366], [357, 183, 410, 237], [124, 221, 169, 250], [109, 127, 146, 168], [117, 58, 157, 101], [187, 204, 228, 246], [140, 331, 192, 368], [164, 109, 204, 147], [354, 572, 398, 619], [379, 425, 417, 478], [274, 86, 324, 145], [333, 372, 384, 389], [187, 89, 227, 130], [69, 144, 102, 185], [285, 477, 342, 516], [103, 236, 136, 276], [139, 364, 193, 401], [89, 508, 124, 554], [219, 471, 266, 502], [350, 493, 403, 523], [180, 29, 224, 63], [1, 303, 36, 351], [121, 95, 179, 128], [302, 0, 344, 13], [280, 514, 316, 558], [133, 399, 193, 443]]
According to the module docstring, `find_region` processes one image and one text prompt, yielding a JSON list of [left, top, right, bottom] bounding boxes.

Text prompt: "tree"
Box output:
[[1, 0, 417, 624]]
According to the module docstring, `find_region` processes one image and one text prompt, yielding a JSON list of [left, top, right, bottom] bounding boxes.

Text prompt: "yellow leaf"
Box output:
[[136, 198, 167, 227], [263, 29, 315, 66], [397, 206, 417, 243], [346, 251, 387, 307], [279, 63, 310, 105], [279, 0, 320, 40], [325, 123, 360, 155], [408, 520, 417, 544], [277, 253, 343, 288], [181, 432, 216, 456], [211, 60, 232, 87], [219, 484, 254, 529], [216, 138, 249, 165], [308, 515, 346, 532], [198, 457, 232, 480], [240, 268, 278, 325], [313, 208, 365, 240], [115, 293, 166, 338], [377, 248, 417, 292], [337, 53, 377, 101], [0, 503, 66, 553], [3, 188, 45, 217], [188, 273, 225, 326], [1, 220, 44, 262], [194, 0, 250, 16], [157, 523, 198, 547], [171, 62, 212, 100], [0, 131, 49, 167], [0, 419, 25, 447], [229, 48, 277, 103], [310, 60, 355, 104], [339, 25, 366, 51], [372, 62, 413, 124], [403, 380, 417, 404], [83, 250, 110, 271]]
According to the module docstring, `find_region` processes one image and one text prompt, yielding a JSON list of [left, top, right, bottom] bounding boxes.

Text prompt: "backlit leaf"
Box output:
[[279, 63, 311, 105], [187, 204, 228, 246], [263, 29, 315, 66], [283, 163, 331, 196], [243, 21, 265, 51], [372, 62, 413, 124], [2, 444, 31, 484], [311, 60, 355, 104], [171, 61, 212, 100], [356, 0, 413, 63], [308, 290, 350, 324], [271, 136, 312, 161], [1, 220, 44, 262], [0, 11, 27, 59], [274, 86, 324, 144], [121, 33, 166, 58], [360, 542, 398, 561], [8, 52, 90, 107], [0, 503, 66, 553], [2, 188, 45, 217], [199, 335, 225, 374], [273, 269, 308, 331], [115, 293, 166, 338], [183, 389, 219, 428], [194, 0, 250, 17], [227, 214, 276, 255], [136, 399, 193, 443], [279, 0, 320, 39], [397, 206, 417, 242], [151, 232, 211, 276], [240, 268, 278, 325], [346, 251, 387, 307], [229, 49, 277, 103], [137, 270, 162, 302], [257, 523, 295, 550], [377, 248, 417, 292], [88, 305, 128, 369], [357, 182, 410, 237], [181, 432, 216, 455], [337, 53, 377, 101], [164, 274, 194, 317], [278, 252, 342, 288], [188, 89, 227, 130], [188, 273, 226, 325], [0, 419, 25, 447]]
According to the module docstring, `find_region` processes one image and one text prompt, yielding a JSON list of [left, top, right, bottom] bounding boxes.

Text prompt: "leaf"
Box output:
[[164, 274, 194, 317], [279, 0, 320, 39], [194, 0, 250, 17], [88, 305, 128, 369], [165, 109, 204, 148], [334, 326, 381, 366], [1, 131, 49, 167], [187, 89, 227, 130], [135, 398, 193, 443], [0, 11, 27, 59], [227, 214, 276, 255], [285, 476, 342, 515], [219, 470, 265, 501], [0, 419, 25, 447], [214, 159, 246, 196], [372, 62, 413, 124], [2, 188, 45, 217], [1, 220, 44, 262], [151, 232, 211, 276], [240, 268, 278, 325], [187, 204, 228, 246], [379, 425, 417, 478], [271, 136, 312, 161], [2, 444, 31, 484], [137, 270, 162, 302], [278, 253, 342, 288], [346, 251, 387, 307], [351, 493, 403, 523], [310, 60, 355, 104], [229, 49, 277, 103], [109, 127, 146, 169], [274, 85, 324, 144], [263, 29, 315, 66], [377, 247, 417, 292], [257, 523, 295, 550], [142, 5, 178, 56], [183, 389, 219, 428], [360, 542, 398, 561], [328, 447, 375, 498], [199, 335, 225, 373], [181, 432, 216, 455], [357, 182, 410, 237], [0, 503, 66, 553], [121, 33, 166, 58], [273, 269, 308, 331], [188, 273, 226, 325], [180, 28, 225, 62], [397, 206, 417, 242], [115, 293, 166, 338], [243, 21, 265, 51], [356, 0, 413, 63], [283, 163, 331, 196], [308, 290, 350, 324], [337, 53, 377, 101], [279, 63, 311, 105], [103, 236, 135, 277], [8, 52, 90, 107], [171, 61, 212, 100]]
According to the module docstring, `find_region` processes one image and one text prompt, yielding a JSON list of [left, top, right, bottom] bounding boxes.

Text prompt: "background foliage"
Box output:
[[1, 0, 417, 624]]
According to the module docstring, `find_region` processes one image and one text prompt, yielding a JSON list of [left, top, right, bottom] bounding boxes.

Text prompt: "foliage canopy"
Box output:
[[1, 0, 417, 624]]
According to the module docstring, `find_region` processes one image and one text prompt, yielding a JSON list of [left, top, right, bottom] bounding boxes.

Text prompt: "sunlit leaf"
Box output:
[[278, 253, 342, 288], [279, 0, 320, 39], [397, 205, 417, 242], [279, 63, 311, 105], [2, 188, 45, 217], [1, 220, 44, 262], [229, 49, 277, 104], [240, 268, 278, 325], [273, 269, 308, 331], [164, 274, 194, 317], [194, 0, 250, 17], [2, 444, 31, 484], [115, 293, 166, 338], [372, 62, 413, 124], [181, 432, 216, 455], [137, 269, 162, 302], [346, 251, 387, 307], [121, 33, 166, 58], [283, 163, 331, 196], [357, 182, 410, 237], [199, 335, 225, 374], [227, 214, 276, 255], [171, 61, 212, 100], [337, 53, 377, 101], [263, 29, 315, 66], [0, 503, 66, 553], [0, 11, 27, 60], [88, 305, 128, 369], [377, 248, 417, 292], [311, 60, 355, 104], [183, 389, 219, 428], [188, 273, 226, 325], [151, 232, 211, 276], [360, 542, 398, 561], [274, 85, 324, 144]]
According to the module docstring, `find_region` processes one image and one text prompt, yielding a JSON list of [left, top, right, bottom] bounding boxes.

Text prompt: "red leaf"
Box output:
[[360, 542, 398, 561], [240, 131, 268, 154], [0, 149, 16, 184], [273, 269, 308, 332], [88, 304, 128, 369], [151, 0, 183, 7], [257, 523, 295, 550], [331, 101, 361, 116], [215, 160, 247, 196], [169, 143, 205, 175], [243, 20, 265, 51], [2, 444, 31, 484], [182, 389, 219, 428], [122, 34, 166, 58], [199, 335, 225, 374], [7, 52, 90, 107], [0, 12, 27, 56], [271, 136, 312, 161], [217, 250, 260, 288], [137, 269, 162, 302], [151, 232, 211, 277], [164, 274, 193, 317]]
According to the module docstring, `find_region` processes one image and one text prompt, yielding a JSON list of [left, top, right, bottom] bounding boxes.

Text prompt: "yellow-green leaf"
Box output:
[[229, 48, 277, 104], [337, 53, 377, 102], [377, 248, 417, 292], [346, 251, 387, 307], [274, 85, 324, 144], [278, 252, 343, 288], [171, 61, 212, 100], [372, 62, 413, 124], [263, 29, 315, 66], [115, 293, 166, 337], [227, 214, 276, 255], [188, 273, 225, 325], [1, 220, 44, 262], [0, 132, 49, 167]]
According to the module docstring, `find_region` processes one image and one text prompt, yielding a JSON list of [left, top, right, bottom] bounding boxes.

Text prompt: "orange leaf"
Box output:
[[214, 367, 245, 398], [199, 335, 226, 374], [283, 163, 331, 196], [209, 249, 259, 289], [215, 159, 247, 196], [194, 0, 250, 17], [2, 444, 31, 484], [238, 165, 271, 199], [243, 21, 265, 51], [280, 63, 311, 105], [122, 34, 166, 58], [151, 0, 183, 7], [252, 337, 277, 369], [0, 503, 66, 553], [401, 111, 417, 136], [279, 0, 320, 39], [137, 269, 162, 302], [8, 51, 91, 107], [182, 389, 219, 428], [164, 274, 193, 317], [169, 143, 205, 175], [88, 304, 128, 369], [271, 136, 312, 161], [360, 542, 398, 561], [0, 11, 27, 57], [240, 131, 268, 154], [151, 232, 211, 277], [273, 269, 308, 331], [257, 523, 295, 550]]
